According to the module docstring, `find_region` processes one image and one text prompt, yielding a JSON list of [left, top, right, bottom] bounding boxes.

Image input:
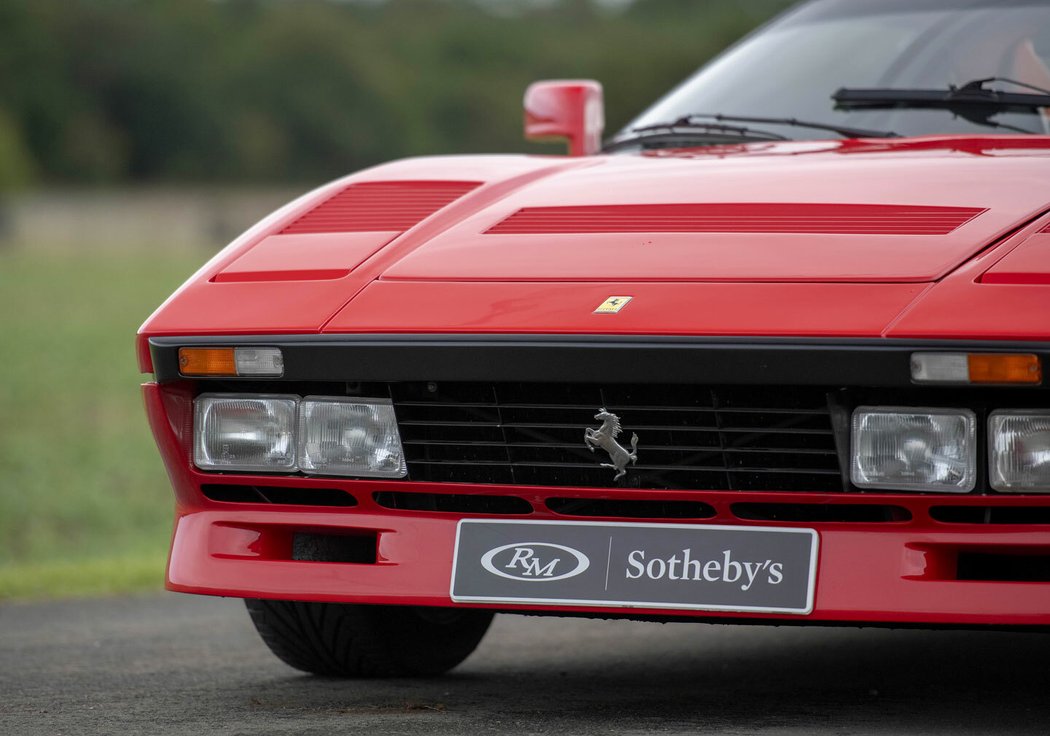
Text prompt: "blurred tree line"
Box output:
[[0, 0, 792, 187]]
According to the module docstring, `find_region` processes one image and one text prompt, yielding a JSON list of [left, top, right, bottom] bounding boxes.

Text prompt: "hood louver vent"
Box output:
[[281, 180, 481, 234], [486, 203, 985, 235]]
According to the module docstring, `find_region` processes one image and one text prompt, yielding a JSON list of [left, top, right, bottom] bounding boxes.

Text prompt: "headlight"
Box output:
[[298, 397, 407, 478], [989, 411, 1050, 492], [193, 394, 407, 478], [194, 394, 298, 471], [851, 407, 976, 492]]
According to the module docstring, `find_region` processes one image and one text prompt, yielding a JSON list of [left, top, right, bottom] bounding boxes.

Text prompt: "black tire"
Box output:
[[244, 599, 494, 677]]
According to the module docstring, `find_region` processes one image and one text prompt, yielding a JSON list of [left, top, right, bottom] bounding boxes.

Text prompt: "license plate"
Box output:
[[451, 520, 818, 615]]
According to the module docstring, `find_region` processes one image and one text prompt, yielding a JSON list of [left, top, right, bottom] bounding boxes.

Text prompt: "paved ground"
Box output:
[[1, 594, 1048, 735]]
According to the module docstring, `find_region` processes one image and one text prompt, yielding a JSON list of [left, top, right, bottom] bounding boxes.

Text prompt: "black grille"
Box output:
[[391, 382, 843, 491]]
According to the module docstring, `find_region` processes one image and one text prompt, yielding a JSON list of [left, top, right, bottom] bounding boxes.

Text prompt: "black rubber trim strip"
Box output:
[[149, 335, 1049, 387]]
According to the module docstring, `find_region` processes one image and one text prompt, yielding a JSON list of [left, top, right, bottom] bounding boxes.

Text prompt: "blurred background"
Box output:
[[0, 0, 792, 599]]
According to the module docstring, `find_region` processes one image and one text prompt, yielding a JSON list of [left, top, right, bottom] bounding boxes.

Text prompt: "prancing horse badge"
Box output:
[[584, 408, 639, 481], [593, 296, 632, 314]]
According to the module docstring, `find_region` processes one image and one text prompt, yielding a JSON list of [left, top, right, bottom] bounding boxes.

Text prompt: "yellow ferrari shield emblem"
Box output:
[[593, 296, 632, 314]]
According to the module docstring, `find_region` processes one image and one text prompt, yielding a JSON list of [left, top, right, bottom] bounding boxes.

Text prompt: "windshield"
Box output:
[[624, 0, 1050, 141]]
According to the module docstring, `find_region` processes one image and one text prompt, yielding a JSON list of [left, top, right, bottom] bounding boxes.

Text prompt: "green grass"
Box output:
[[0, 247, 203, 599], [0, 554, 169, 600]]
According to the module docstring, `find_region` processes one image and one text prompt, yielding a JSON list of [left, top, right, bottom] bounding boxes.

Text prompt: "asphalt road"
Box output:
[[2, 594, 1049, 735]]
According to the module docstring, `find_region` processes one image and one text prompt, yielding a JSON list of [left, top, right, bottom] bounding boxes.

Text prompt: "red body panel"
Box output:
[[323, 281, 928, 336], [214, 233, 400, 283], [137, 155, 578, 366], [139, 137, 1050, 351], [887, 213, 1050, 341], [140, 136, 1050, 626], [981, 233, 1050, 285]]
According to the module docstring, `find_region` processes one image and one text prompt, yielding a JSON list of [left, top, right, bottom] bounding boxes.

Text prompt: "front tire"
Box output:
[[244, 599, 494, 677]]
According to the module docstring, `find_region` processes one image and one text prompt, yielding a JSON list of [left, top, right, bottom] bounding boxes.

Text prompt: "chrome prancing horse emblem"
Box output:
[[584, 408, 639, 481]]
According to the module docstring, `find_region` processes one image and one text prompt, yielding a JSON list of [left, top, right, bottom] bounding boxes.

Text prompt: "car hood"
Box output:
[[378, 139, 1048, 284], [138, 136, 1050, 362]]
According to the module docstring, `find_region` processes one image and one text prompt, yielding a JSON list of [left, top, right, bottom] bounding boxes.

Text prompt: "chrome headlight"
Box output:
[[193, 394, 298, 471], [193, 393, 406, 478], [989, 411, 1050, 492], [851, 407, 976, 492], [298, 397, 407, 478]]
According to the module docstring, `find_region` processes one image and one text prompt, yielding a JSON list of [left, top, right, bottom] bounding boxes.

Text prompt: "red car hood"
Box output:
[[379, 140, 1043, 284], [138, 136, 1050, 362]]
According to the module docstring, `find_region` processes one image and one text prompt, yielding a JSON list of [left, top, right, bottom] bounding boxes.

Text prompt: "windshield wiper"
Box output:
[[833, 77, 1050, 132], [604, 112, 896, 152], [670, 113, 897, 139], [603, 120, 789, 152], [623, 112, 896, 141]]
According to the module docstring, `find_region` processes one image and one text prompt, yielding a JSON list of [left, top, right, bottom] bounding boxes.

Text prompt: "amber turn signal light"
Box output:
[[911, 352, 1042, 385], [968, 353, 1042, 384], [178, 347, 284, 377], [179, 347, 236, 376]]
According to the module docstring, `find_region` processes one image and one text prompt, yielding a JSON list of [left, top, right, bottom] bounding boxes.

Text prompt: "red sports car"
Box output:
[[140, 0, 1050, 676]]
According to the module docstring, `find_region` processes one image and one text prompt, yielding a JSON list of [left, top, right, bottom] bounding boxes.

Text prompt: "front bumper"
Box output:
[[146, 381, 1050, 626]]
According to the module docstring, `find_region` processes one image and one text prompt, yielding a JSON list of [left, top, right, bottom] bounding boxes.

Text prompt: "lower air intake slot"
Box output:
[[931, 506, 1050, 525], [956, 551, 1050, 582], [202, 484, 357, 507], [731, 503, 911, 523], [372, 491, 532, 515], [292, 532, 377, 564], [547, 498, 715, 519]]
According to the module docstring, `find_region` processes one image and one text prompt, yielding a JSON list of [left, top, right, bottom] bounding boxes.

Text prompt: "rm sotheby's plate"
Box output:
[[451, 520, 818, 615]]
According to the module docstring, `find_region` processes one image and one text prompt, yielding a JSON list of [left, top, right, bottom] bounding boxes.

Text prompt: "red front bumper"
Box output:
[[146, 382, 1050, 627]]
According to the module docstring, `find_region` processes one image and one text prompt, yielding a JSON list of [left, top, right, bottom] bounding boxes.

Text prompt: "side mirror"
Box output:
[[524, 80, 604, 157]]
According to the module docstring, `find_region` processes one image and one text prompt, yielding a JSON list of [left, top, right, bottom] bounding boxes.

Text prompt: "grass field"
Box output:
[[0, 248, 205, 599]]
